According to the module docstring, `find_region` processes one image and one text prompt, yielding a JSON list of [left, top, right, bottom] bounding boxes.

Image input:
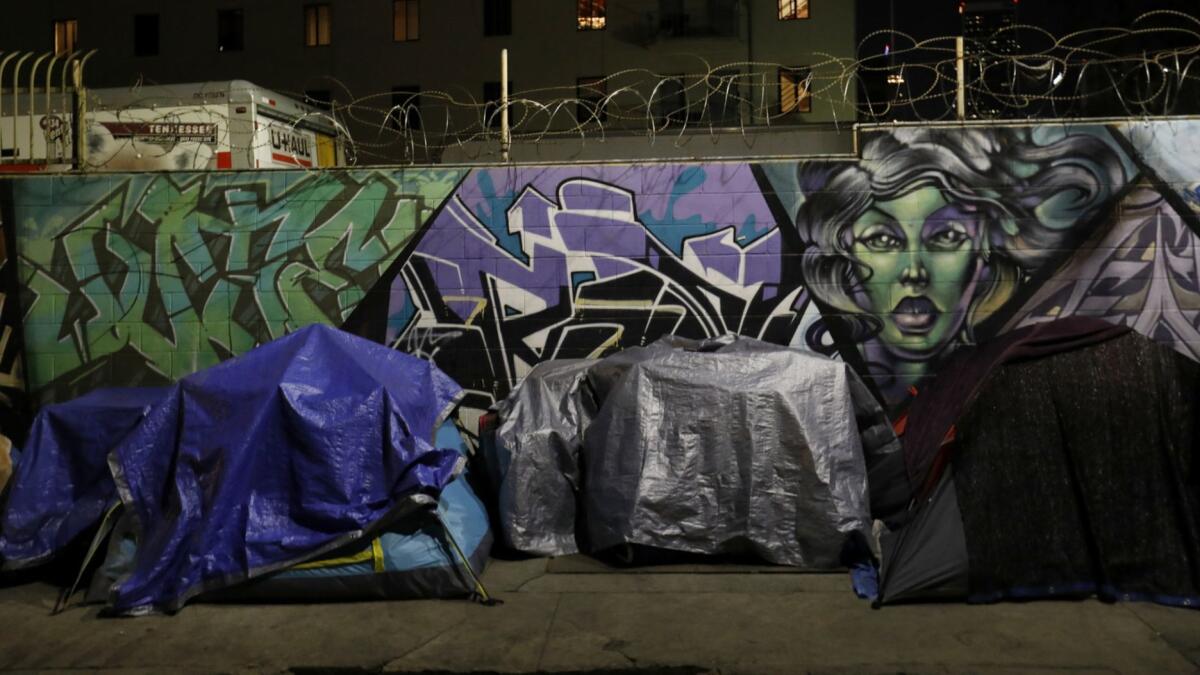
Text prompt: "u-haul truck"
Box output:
[[0, 80, 345, 172]]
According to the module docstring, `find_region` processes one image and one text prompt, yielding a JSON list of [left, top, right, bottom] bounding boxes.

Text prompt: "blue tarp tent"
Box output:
[[182, 421, 493, 603], [1, 325, 481, 614], [0, 388, 164, 569]]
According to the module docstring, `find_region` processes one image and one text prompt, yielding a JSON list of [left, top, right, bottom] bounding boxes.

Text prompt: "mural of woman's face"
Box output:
[[849, 185, 980, 358]]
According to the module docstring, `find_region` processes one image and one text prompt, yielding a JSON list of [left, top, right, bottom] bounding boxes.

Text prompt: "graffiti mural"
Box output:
[[0, 186, 28, 441], [5, 119, 1200, 424], [1006, 124, 1200, 360], [1006, 183, 1200, 352], [368, 121, 1200, 418], [360, 164, 812, 420], [779, 126, 1132, 403], [9, 168, 464, 402]]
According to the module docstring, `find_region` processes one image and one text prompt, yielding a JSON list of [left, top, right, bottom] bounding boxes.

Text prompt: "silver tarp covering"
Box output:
[[493, 336, 898, 567], [491, 359, 596, 555]]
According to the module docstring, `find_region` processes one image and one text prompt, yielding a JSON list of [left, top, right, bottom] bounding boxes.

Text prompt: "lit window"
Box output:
[[394, 0, 420, 41], [305, 4, 332, 47], [577, 76, 607, 123], [217, 9, 244, 52], [778, 0, 809, 20], [779, 67, 811, 113], [577, 0, 606, 30], [484, 0, 512, 36], [53, 19, 78, 55]]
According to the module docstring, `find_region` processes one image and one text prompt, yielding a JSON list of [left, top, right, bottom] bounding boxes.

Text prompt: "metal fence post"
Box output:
[[0, 52, 13, 163], [500, 48, 510, 162], [29, 52, 51, 163], [956, 36, 966, 121], [10, 52, 32, 163], [72, 59, 86, 171]]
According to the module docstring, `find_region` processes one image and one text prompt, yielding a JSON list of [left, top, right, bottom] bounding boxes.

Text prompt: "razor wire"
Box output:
[[8, 10, 1200, 168], [285, 10, 1200, 163]]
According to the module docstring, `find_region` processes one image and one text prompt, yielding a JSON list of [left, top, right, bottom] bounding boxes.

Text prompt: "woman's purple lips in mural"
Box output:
[[893, 297, 938, 334]]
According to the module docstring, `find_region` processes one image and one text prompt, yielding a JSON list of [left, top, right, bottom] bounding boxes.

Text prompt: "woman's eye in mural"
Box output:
[[856, 225, 905, 252], [924, 222, 971, 252]]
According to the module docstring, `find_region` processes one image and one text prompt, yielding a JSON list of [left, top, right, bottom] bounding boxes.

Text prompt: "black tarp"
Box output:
[[952, 332, 1200, 605], [877, 472, 969, 604], [879, 323, 1200, 608]]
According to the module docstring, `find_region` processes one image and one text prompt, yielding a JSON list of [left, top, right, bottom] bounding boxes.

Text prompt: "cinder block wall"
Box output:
[[2, 169, 464, 406], [3, 120, 1197, 422]]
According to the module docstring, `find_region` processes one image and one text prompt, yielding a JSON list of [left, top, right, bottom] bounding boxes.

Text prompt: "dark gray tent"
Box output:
[[878, 322, 1200, 608]]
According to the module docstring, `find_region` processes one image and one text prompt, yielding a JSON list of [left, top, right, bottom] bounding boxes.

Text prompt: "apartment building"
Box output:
[[1, 1, 856, 161]]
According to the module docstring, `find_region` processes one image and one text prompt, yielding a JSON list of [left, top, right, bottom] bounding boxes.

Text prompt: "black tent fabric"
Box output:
[[953, 332, 1200, 605], [876, 472, 969, 604], [897, 317, 1129, 500], [879, 324, 1200, 608]]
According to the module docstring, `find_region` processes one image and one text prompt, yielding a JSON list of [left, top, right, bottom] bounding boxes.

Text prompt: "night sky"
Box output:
[[856, 0, 1200, 46], [854, 0, 1200, 119]]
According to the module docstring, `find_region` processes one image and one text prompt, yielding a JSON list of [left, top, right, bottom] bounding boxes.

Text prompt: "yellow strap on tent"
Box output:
[[372, 537, 385, 573], [293, 537, 383, 571]]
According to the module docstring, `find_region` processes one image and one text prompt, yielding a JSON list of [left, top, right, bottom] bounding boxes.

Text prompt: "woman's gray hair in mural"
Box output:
[[795, 127, 1126, 368]]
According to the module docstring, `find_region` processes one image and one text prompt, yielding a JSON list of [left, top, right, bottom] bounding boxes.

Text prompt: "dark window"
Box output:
[[483, 81, 513, 128], [577, 0, 606, 30], [390, 86, 422, 130], [217, 10, 244, 52], [53, 19, 78, 55], [654, 75, 689, 125], [484, 0, 512, 36], [394, 0, 419, 41], [134, 14, 159, 57], [305, 4, 332, 46], [304, 89, 333, 111], [778, 0, 809, 20], [658, 0, 687, 35], [710, 0, 738, 35], [779, 67, 812, 113], [576, 76, 607, 123], [658, 0, 736, 38]]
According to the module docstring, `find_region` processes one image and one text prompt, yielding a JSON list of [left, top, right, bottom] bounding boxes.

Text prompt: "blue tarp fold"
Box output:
[[1, 325, 465, 615], [0, 388, 163, 569]]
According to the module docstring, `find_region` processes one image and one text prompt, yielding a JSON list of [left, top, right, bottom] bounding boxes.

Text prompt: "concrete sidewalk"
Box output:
[[0, 557, 1198, 674]]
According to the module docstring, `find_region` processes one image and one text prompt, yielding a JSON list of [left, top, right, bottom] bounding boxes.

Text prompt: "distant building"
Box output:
[[0, 1, 857, 163], [960, 0, 1020, 118]]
